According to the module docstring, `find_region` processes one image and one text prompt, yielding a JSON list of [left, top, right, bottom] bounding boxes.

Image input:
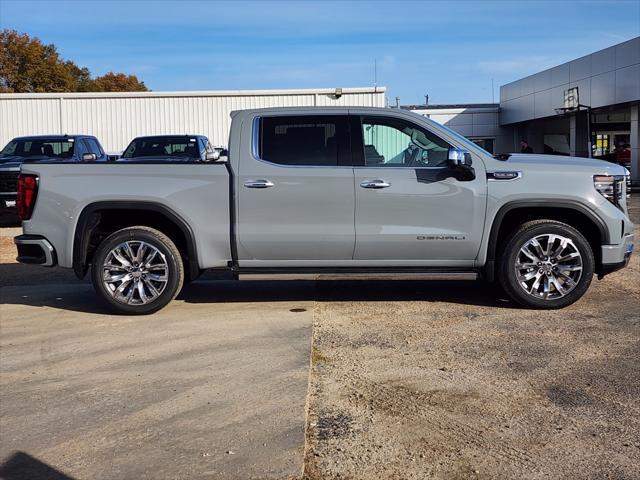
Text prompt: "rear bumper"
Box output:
[[599, 232, 634, 277], [14, 234, 57, 267]]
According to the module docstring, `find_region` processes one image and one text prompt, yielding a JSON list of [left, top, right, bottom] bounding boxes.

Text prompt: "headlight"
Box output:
[[594, 174, 625, 210]]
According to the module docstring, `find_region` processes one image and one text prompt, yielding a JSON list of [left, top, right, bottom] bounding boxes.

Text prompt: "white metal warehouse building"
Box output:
[[0, 86, 386, 152]]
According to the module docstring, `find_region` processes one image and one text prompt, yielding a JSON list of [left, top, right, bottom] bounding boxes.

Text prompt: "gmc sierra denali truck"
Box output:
[[14, 107, 634, 314]]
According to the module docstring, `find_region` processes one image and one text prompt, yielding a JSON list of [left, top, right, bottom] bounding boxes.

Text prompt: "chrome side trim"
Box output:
[[244, 179, 275, 188], [250, 114, 458, 171], [360, 179, 391, 189]]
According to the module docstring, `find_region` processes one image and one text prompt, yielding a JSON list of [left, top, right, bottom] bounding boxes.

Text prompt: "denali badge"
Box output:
[[417, 235, 466, 240], [487, 171, 522, 181]]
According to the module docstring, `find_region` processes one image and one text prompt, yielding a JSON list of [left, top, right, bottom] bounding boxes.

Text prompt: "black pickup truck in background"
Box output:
[[116, 135, 222, 163], [0, 134, 107, 222]]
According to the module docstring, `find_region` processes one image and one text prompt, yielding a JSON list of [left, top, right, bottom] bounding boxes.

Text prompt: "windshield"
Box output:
[[0, 138, 75, 159], [122, 137, 200, 159], [434, 121, 491, 156]]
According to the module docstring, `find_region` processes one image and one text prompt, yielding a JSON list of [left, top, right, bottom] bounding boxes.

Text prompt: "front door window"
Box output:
[[361, 117, 451, 168]]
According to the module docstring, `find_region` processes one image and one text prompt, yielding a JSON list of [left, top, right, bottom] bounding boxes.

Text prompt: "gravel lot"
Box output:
[[1, 197, 639, 479], [303, 198, 640, 479]]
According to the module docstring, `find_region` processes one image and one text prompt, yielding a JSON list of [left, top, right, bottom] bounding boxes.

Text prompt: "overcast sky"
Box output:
[[1, 0, 639, 104]]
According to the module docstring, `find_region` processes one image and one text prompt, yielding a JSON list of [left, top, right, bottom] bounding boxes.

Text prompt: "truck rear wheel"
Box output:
[[498, 220, 594, 309], [91, 226, 184, 314]]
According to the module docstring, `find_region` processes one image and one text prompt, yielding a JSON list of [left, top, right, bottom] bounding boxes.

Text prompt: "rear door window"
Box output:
[[258, 115, 350, 167]]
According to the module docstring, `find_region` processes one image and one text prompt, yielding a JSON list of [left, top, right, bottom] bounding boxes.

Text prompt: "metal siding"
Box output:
[[0, 88, 386, 152], [0, 99, 61, 140]]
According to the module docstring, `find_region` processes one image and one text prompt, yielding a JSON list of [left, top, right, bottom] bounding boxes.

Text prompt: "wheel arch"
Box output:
[[484, 200, 608, 281], [72, 201, 199, 281]]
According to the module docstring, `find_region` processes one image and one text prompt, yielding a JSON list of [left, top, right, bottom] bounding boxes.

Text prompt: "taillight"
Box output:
[[17, 174, 38, 220]]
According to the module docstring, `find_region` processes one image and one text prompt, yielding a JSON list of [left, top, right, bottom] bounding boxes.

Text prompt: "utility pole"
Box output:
[[374, 59, 377, 90]]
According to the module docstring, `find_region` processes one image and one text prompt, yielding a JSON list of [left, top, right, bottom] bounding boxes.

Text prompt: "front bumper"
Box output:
[[14, 234, 57, 267], [599, 232, 634, 277]]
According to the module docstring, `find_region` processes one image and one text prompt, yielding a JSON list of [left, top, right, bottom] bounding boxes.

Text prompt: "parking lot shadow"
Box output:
[[179, 277, 513, 309], [2, 276, 512, 314], [0, 452, 76, 480], [0, 263, 83, 288]]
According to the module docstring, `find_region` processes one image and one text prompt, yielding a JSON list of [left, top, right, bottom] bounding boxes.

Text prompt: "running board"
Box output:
[[238, 272, 479, 281], [211, 267, 480, 281]]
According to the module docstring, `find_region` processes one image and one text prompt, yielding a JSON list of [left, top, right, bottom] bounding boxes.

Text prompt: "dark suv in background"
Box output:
[[0, 134, 107, 222]]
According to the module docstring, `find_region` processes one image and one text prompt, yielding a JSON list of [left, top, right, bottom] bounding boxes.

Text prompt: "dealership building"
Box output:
[[408, 36, 640, 183]]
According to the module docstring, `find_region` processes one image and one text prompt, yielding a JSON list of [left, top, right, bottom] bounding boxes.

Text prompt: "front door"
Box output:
[[353, 115, 487, 263], [237, 114, 355, 265]]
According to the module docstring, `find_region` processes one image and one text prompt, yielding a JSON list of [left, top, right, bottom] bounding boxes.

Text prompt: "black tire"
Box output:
[[91, 226, 184, 314], [498, 220, 594, 309]]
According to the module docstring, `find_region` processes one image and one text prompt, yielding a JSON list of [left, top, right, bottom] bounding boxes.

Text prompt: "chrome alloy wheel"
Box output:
[[102, 240, 169, 305], [515, 234, 583, 300]]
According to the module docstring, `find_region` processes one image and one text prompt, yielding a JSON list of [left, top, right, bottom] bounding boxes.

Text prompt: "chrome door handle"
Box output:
[[360, 179, 391, 189], [244, 179, 274, 189]]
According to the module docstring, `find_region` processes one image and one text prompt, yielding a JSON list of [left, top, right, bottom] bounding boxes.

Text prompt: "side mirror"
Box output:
[[446, 147, 475, 181], [447, 148, 472, 167], [82, 153, 97, 162], [204, 150, 227, 163]]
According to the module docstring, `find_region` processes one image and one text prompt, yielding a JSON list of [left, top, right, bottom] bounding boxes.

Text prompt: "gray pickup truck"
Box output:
[[15, 107, 634, 314]]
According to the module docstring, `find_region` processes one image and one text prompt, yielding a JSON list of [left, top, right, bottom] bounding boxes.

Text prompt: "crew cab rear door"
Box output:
[[237, 113, 355, 265], [352, 113, 487, 263]]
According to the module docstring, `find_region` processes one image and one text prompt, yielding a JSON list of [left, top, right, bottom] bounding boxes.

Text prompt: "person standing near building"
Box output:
[[520, 140, 534, 153]]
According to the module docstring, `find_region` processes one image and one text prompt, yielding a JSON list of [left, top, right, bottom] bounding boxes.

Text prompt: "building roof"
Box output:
[[402, 103, 499, 110], [0, 86, 386, 100]]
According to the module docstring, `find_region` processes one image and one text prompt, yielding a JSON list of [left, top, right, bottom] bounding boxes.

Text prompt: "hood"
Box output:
[[505, 154, 628, 175]]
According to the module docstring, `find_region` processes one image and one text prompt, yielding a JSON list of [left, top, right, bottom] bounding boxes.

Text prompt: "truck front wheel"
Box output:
[[91, 226, 184, 314], [498, 220, 594, 309]]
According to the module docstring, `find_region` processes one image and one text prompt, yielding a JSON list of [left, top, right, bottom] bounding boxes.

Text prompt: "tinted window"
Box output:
[[123, 137, 200, 159], [85, 138, 104, 156], [259, 115, 348, 166], [361, 117, 451, 167], [84, 138, 101, 155], [0, 138, 75, 159], [75, 139, 87, 157]]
